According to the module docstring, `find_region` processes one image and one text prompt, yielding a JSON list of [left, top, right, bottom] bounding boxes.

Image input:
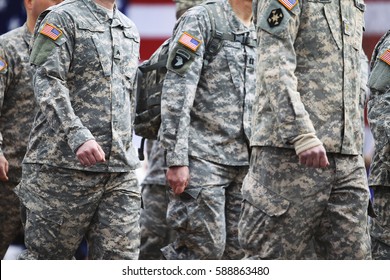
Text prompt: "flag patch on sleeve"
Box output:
[[40, 23, 62, 40], [278, 0, 298, 10], [0, 57, 7, 71], [178, 32, 201, 52], [380, 50, 390, 66]]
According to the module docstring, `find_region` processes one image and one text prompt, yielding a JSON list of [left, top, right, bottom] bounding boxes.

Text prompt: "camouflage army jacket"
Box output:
[[367, 30, 390, 187], [25, 0, 140, 172], [251, 0, 366, 155], [160, 0, 256, 167], [0, 24, 37, 183]]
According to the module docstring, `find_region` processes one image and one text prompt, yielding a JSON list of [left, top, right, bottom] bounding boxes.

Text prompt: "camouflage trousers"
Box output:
[[14, 164, 141, 260], [0, 180, 23, 259], [139, 183, 175, 260], [161, 156, 247, 260], [370, 186, 390, 259], [239, 147, 371, 260]]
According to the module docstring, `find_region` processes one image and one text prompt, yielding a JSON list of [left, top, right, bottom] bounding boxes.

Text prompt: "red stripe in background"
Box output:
[[140, 38, 168, 61], [363, 34, 383, 60]]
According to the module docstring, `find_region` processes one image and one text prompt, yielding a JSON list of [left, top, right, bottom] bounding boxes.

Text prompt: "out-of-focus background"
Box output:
[[1, 0, 389, 61], [0, 0, 390, 259]]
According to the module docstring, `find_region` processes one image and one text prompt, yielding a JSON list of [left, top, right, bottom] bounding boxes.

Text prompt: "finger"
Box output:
[[174, 184, 186, 195], [0, 169, 8, 181], [299, 155, 307, 165], [319, 155, 329, 168], [79, 155, 92, 166], [97, 145, 106, 162], [312, 156, 320, 168]]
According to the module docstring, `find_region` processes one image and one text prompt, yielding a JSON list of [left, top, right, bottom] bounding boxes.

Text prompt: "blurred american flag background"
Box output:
[[2, 0, 389, 60]]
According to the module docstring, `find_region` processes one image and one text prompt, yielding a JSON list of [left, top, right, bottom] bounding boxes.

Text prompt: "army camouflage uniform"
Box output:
[[0, 24, 35, 259], [160, 0, 256, 259], [239, 0, 371, 259], [139, 0, 203, 261], [367, 29, 390, 260], [14, 0, 141, 260], [139, 140, 174, 260], [174, 0, 204, 18]]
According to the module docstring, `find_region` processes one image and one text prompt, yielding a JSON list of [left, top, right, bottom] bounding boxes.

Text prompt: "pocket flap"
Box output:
[[242, 173, 290, 217]]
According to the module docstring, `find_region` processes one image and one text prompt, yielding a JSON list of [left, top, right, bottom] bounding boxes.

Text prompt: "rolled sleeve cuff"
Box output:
[[165, 150, 189, 167], [292, 133, 323, 155], [67, 128, 95, 153]]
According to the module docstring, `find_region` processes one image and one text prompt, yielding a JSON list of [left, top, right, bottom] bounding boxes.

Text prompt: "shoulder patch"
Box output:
[[268, 9, 284, 27], [380, 50, 390, 66], [40, 23, 62, 41], [178, 32, 202, 52], [278, 0, 298, 11], [0, 57, 7, 72]]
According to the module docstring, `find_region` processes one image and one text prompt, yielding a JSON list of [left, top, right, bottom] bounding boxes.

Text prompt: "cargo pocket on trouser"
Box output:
[[22, 206, 67, 259], [238, 173, 290, 258]]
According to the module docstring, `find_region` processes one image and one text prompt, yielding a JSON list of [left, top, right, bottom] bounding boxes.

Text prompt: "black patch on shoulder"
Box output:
[[268, 8, 284, 28], [171, 49, 191, 70]]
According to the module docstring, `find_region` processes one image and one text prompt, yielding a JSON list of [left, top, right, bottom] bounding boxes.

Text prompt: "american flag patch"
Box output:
[[40, 23, 62, 40], [0, 57, 7, 71], [278, 0, 298, 10], [178, 32, 201, 52], [380, 49, 390, 66]]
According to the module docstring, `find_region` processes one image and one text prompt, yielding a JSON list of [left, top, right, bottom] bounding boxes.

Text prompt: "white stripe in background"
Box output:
[[365, 2, 390, 34], [127, 2, 390, 37], [126, 4, 176, 38]]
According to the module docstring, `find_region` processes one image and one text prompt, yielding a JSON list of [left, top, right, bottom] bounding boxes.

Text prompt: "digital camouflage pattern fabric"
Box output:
[[367, 29, 390, 259], [160, 0, 256, 259], [22, 0, 140, 172], [161, 0, 255, 168], [139, 140, 173, 260], [239, 0, 371, 259], [14, 0, 141, 260], [174, 0, 204, 17], [0, 24, 35, 259]]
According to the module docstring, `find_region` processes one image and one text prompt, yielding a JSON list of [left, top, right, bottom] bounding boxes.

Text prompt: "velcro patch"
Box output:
[[40, 23, 62, 40], [0, 57, 7, 72], [380, 50, 390, 66], [268, 9, 284, 27], [171, 49, 191, 69], [278, 0, 298, 11], [178, 32, 201, 52]]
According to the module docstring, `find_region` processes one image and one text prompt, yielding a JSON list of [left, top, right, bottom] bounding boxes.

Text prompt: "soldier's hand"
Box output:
[[298, 145, 329, 168], [76, 140, 106, 167], [0, 155, 9, 181], [166, 166, 190, 195]]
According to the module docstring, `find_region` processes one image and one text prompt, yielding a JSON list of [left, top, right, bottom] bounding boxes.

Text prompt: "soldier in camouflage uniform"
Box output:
[[139, 0, 203, 260], [0, 0, 63, 259], [139, 140, 174, 259], [174, 0, 205, 18], [160, 0, 256, 259], [239, 0, 371, 259], [14, 0, 141, 260], [367, 30, 390, 260]]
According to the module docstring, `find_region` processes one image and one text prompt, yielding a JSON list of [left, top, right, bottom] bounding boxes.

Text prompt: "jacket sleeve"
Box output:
[[160, 8, 209, 167], [30, 11, 95, 153], [256, 1, 317, 144]]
